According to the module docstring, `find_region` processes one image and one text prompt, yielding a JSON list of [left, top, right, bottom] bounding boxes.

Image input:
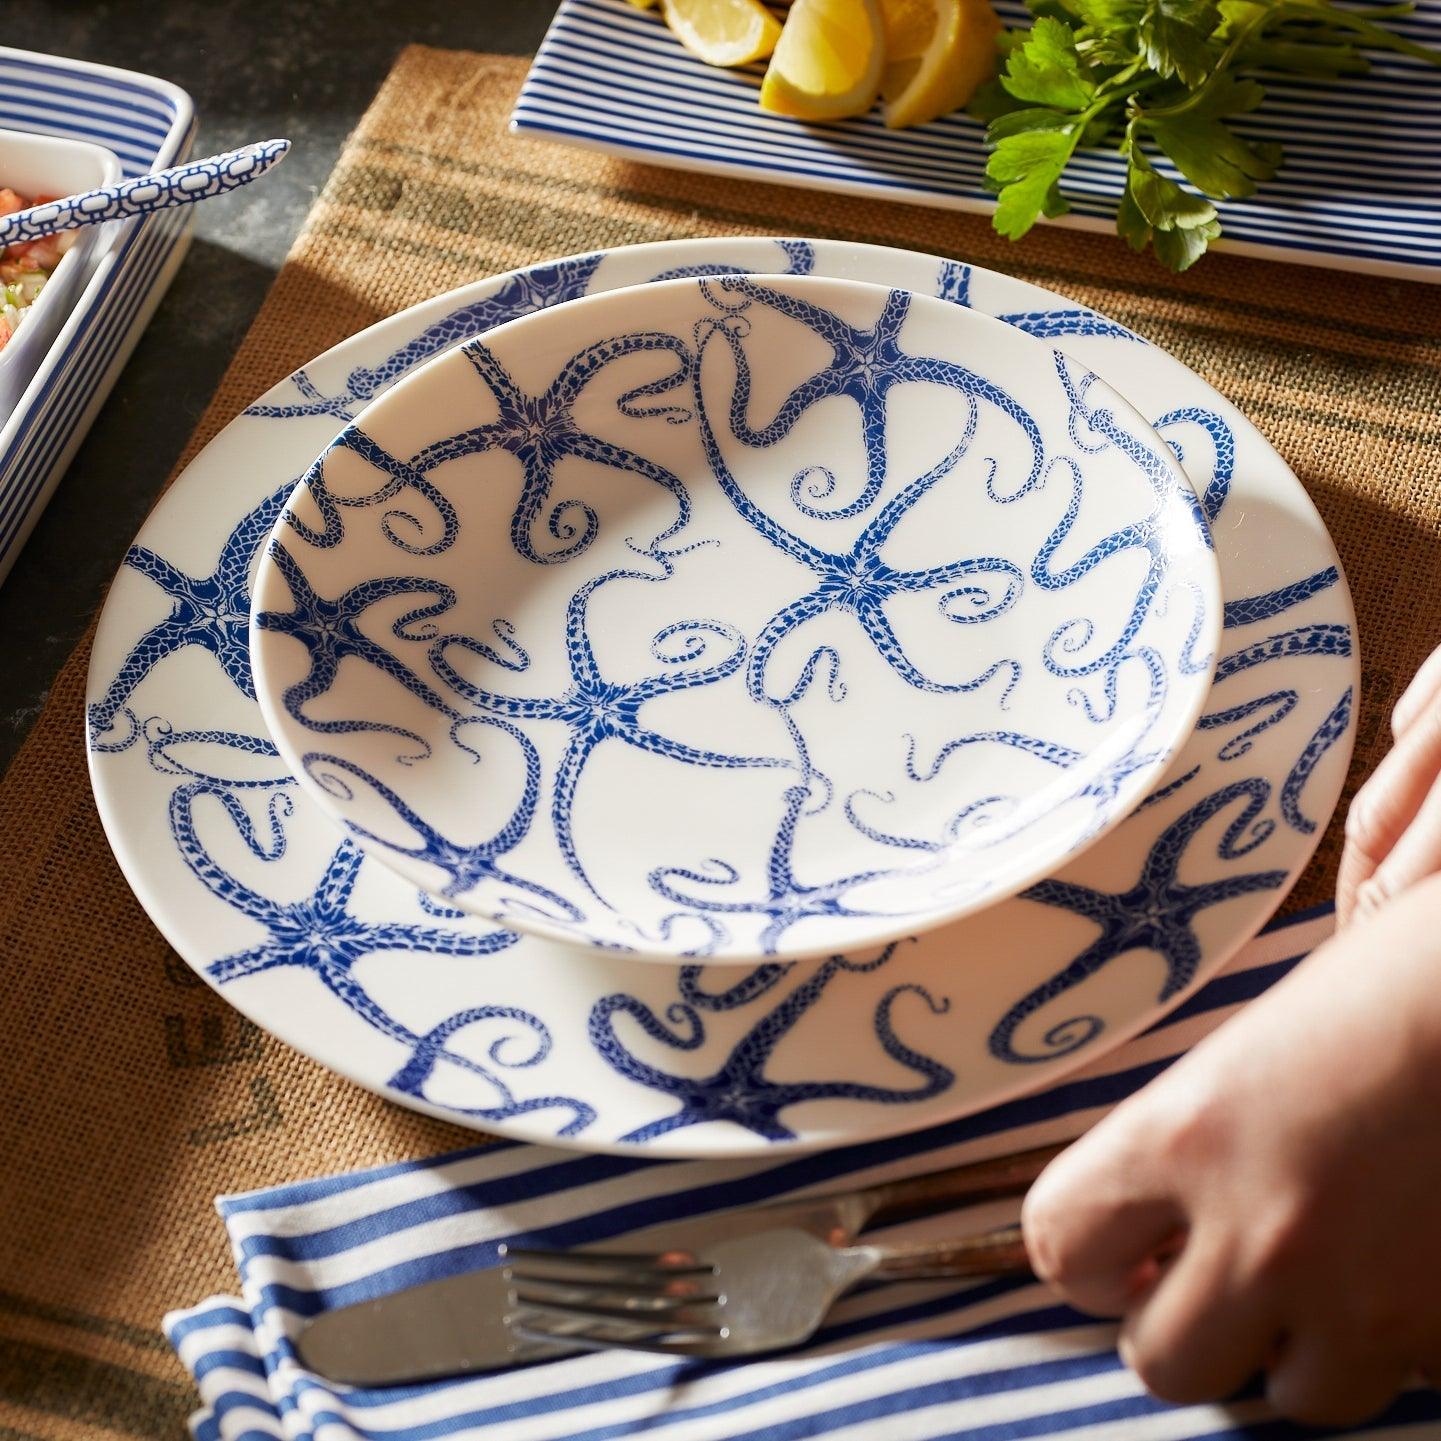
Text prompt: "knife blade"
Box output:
[[296, 1142, 1063, 1385]]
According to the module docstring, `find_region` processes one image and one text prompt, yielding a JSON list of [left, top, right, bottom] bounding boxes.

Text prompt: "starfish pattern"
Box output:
[[989, 778, 1288, 1064], [288, 425, 460, 557], [1222, 566, 1339, 631], [254, 540, 461, 754], [170, 781, 592, 1134], [645, 237, 815, 283], [143, 720, 287, 788], [1031, 357, 1213, 680], [302, 746, 579, 922], [243, 253, 607, 423], [386, 1004, 593, 1132], [588, 943, 951, 1142], [706, 276, 1044, 518], [429, 566, 796, 903], [847, 701, 1168, 863], [649, 784, 913, 957], [1152, 407, 1235, 525], [409, 331, 694, 565], [1281, 685, 1353, 836], [935, 259, 972, 306], [696, 371, 1024, 702], [89, 482, 291, 750]]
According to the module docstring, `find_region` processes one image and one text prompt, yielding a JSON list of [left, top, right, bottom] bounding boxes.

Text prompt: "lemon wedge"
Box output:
[[879, 0, 1000, 129], [662, 0, 783, 67], [759, 0, 885, 120], [879, 0, 936, 60]]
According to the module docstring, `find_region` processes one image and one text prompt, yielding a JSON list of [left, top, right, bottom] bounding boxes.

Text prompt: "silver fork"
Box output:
[[501, 1220, 1031, 1359]]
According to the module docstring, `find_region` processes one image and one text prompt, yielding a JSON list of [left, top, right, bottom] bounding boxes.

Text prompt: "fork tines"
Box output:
[[501, 1243, 729, 1355]]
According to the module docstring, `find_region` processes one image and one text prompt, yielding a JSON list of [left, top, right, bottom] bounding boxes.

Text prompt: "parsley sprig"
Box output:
[[971, 0, 1441, 270]]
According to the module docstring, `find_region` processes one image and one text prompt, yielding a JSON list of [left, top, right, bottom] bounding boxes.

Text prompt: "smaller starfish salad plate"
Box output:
[[249, 274, 1221, 964]]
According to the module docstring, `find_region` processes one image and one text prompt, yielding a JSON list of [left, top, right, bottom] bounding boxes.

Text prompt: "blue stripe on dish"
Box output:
[[0, 203, 188, 552], [512, 0, 1441, 278], [0, 48, 194, 583], [0, 211, 192, 561]]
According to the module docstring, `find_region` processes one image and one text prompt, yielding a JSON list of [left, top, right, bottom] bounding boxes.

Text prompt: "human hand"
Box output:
[[1021, 873, 1441, 1424], [1338, 643, 1441, 924]]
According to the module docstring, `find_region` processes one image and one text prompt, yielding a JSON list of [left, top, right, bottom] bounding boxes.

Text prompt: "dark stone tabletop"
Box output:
[[0, 1, 555, 772]]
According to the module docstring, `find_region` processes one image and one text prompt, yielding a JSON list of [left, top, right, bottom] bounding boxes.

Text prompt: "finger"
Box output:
[[1337, 704, 1441, 924], [1022, 1135, 1186, 1317], [1117, 1228, 1280, 1405], [1392, 645, 1441, 740], [1353, 772, 1441, 919], [1266, 1330, 1407, 1427]]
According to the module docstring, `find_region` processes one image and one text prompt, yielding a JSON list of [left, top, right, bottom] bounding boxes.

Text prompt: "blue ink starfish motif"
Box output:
[[989, 778, 1288, 1064], [1213, 622, 1352, 684], [410, 332, 695, 564], [244, 253, 607, 423], [646, 238, 815, 283], [169, 780, 593, 1134], [697, 371, 1023, 703], [386, 1003, 591, 1128], [588, 943, 951, 1142], [1032, 358, 1212, 680], [143, 719, 288, 788], [1000, 308, 1143, 343], [1281, 685, 1353, 835], [429, 566, 796, 902], [1222, 566, 1339, 630], [302, 747, 579, 921], [934, 259, 972, 305], [934, 257, 1143, 346], [1192, 566, 1347, 769], [88, 482, 292, 750], [1198, 692, 1300, 761], [650, 785, 909, 957], [846, 650, 1169, 856], [240, 244, 818, 425], [707, 276, 1043, 518], [254, 540, 460, 753], [1152, 408, 1234, 524], [288, 426, 460, 558]]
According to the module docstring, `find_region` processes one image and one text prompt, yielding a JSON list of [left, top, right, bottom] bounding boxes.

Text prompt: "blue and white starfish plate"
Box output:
[[249, 274, 1220, 963], [86, 237, 1357, 1157]]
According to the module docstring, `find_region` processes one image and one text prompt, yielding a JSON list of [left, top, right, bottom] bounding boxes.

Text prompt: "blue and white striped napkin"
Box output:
[[165, 905, 1441, 1441]]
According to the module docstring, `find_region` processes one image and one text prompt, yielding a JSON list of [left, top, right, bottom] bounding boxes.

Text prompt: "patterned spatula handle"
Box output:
[[0, 138, 291, 247]]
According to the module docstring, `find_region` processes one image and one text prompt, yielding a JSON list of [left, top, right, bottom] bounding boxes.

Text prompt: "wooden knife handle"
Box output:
[[867, 1223, 1032, 1279], [861, 1142, 1068, 1229]]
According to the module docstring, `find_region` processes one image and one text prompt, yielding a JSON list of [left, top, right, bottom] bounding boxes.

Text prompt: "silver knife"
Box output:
[[296, 1142, 1063, 1385]]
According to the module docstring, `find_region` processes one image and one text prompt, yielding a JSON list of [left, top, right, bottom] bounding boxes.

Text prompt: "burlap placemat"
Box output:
[[1, 41, 1438, 1440]]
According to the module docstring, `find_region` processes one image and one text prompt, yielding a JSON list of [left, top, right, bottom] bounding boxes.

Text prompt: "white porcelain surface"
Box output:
[[86, 238, 1357, 1157], [250, 275, 1220, 962], [0, 128, 122, 415]]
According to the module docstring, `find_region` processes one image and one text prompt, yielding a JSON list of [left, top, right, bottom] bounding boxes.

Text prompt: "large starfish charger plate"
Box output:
[[86, 238, 1358, 1157]]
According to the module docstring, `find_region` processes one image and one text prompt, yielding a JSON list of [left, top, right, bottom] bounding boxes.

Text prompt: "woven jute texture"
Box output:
[[1, 42, 1439, 1440]]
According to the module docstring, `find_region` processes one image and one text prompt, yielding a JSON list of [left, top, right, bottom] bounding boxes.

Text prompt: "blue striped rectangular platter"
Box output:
[[0, 48, 196, 586], [512, 0, 1441, 281]]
